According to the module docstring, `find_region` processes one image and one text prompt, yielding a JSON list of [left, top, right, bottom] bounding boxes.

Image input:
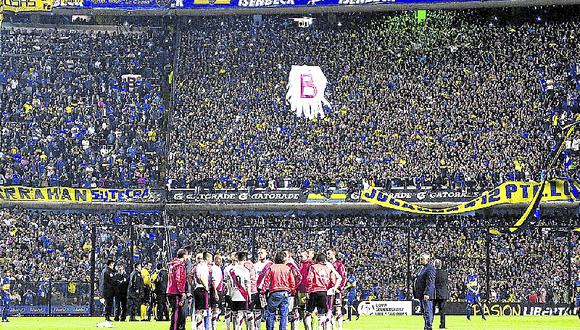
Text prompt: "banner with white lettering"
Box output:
[[121, 74, 142, 92], [286, 65, 331, 120], [182, 0, 481, 9], [412, 301, 575, 316], [358, 301, 413, 316], [169, 189, 308, 203]]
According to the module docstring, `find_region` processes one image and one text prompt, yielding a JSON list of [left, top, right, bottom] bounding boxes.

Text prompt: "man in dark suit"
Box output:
[[100, 259, 116, 322], [413, 253, 436, 330], [113, 264, 129, 321], [433, 259, 449, 329], [153, 262, 169, 321]]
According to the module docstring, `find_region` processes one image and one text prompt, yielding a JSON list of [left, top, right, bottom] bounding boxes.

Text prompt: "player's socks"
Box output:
[[195, 312, 205, 330], [318, 315, 327, 330], [211, 311, 218, 330], [231, 311, 241, 330], [336, 312, 343, 330], [304, 314, 313, 330], [224, 309, 231, 330], [140, 304, 147, 320], [326, 311, 334, 330], [245, 310, 255, 330], [466, 304, 471, 320], [203, 310, 211, 330], [253, 309, 262, 330], [292, 318, 301, 330], [478, 303, 486, 320]]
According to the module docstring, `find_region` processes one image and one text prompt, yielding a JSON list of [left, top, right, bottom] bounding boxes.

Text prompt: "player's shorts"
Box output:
[[252, 293, 267, 310], [209, 288, 218, 308], [347, 295, 356, 306], [194, 287, 209, 310], [466, 293, 480, 305], [224, 295, 232, 310], [297, 292, 308, 307], [575, 297, 580, 307], [231, 300, 249, 312], [288, 296, 295, 312], [217, 292, 226, 310], [333, 293, 343, 307], [306, 291, 328, 315]]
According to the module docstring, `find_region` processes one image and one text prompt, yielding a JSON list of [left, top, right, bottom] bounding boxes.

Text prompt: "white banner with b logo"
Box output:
[[358, 301, 413, 316], [286, 65, 331, 120]]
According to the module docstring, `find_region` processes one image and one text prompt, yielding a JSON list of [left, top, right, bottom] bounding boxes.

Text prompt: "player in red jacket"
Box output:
[[297, 249, 315, 328], [167, 249, 188, 330], [304, 253, 341, 330], [284, 251, 303, 330], [262, 251, 297, 330], [255, 248, 273, 330], [327, 249, 347, 330]]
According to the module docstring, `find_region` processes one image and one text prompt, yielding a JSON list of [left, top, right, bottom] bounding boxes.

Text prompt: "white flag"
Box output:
[[286, 65, 331, 120]]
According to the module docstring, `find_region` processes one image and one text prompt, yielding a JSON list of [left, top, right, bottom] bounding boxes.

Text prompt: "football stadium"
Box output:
[[1, 0, 580, 329]]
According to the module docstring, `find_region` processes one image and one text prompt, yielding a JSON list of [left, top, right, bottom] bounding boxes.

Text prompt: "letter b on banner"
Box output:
[[286, 65, 331, 120], [300, 74, 317, 98]]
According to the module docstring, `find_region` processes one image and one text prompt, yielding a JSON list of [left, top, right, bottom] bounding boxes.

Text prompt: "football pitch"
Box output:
[[1, 316, 579, 330]]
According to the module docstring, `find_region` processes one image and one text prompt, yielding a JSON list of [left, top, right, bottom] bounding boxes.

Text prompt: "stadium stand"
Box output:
[[0, 27, 173, 188], [168, 10, 580, 190]]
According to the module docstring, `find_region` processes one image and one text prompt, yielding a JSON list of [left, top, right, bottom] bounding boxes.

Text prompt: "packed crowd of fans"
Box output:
[[0, 208, 93, 283], [168, 9, 580, 190], [489, 227, 570, 304], [0, 9, 579, 190], [0, 208, 162, 305], [0, 27, 173, 188]]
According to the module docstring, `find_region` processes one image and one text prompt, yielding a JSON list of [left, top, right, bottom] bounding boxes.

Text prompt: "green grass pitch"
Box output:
[[1, 316, 579, 330]]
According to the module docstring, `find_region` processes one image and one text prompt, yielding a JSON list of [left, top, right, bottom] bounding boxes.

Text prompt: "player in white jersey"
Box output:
[[193, 252, 211, 330], [225, 252, 254, 330], [255, 248, 273, 330], [284, 250, 303, 330], [223, 252, 238, 330], [324, 259, 343, 330], [242, 257, 258, 330], [209, 254, 223, 330]]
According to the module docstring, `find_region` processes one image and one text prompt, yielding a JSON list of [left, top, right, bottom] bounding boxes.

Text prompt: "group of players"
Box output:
[[168, 246, 347, 330]]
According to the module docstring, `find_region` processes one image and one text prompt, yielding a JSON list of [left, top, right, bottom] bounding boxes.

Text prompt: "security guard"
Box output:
[[128, 264, 145, 321], [141, 262, 153, 321]]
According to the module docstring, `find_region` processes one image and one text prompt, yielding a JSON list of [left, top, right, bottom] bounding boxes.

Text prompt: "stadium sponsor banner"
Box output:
[[53, 0, 84, 7], [50, 305, 90, 315], [84, 0, 168, 9], [412, 301, 575, 316], [374, 189, 481, 203], [179, 0, 477, 9], [169, 189, 308, 203], [3, 0, 54, 11], [362, 180, 580, 214], [307, 192, 348, 203], [10, 305, 50, 315], [357, 301, 412, 316], [0, 186, 164, 203]]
